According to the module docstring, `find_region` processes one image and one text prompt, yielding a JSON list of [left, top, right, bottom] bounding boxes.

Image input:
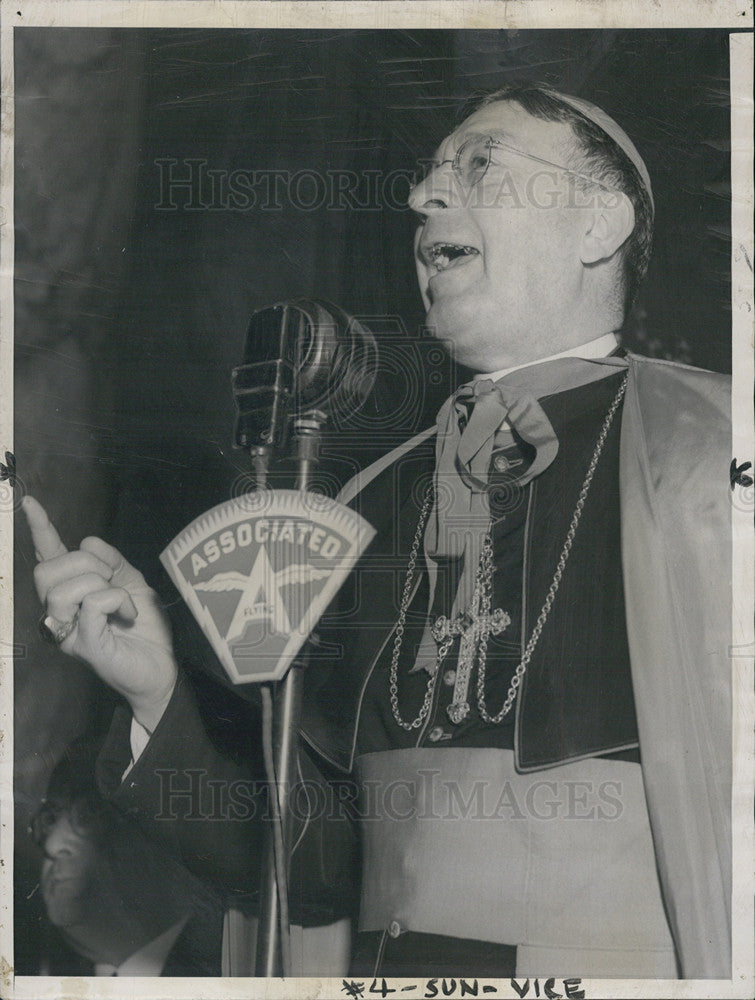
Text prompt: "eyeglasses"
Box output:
[[412, 133, 618, 197]]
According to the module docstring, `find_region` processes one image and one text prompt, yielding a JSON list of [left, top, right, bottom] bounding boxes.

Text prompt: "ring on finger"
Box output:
[[38, 609, 80, 646]]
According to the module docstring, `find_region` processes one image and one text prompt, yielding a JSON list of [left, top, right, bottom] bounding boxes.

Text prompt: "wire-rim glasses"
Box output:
[[412, 134, 618, 197]]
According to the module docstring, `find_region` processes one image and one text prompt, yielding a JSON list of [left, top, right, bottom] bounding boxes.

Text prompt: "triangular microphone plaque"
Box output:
[[161, 490, 375, 683]]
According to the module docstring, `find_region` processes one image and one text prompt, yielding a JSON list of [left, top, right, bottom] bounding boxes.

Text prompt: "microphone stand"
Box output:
[[255, 411, 326, 977]]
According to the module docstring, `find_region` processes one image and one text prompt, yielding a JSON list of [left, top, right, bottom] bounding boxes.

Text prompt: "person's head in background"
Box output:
[[30, 752, 222, 975]]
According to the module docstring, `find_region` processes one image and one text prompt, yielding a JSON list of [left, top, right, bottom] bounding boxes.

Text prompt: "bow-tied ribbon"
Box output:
[[412, 355, 626, 675], [449, 377, 560, 497], [413, 380, 558, 675]]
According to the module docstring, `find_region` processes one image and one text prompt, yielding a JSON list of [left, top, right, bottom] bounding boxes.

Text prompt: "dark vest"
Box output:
[[301, 371, 639, 773]]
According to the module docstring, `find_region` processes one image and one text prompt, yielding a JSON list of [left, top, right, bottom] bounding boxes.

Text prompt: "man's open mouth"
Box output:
[[425, 242, 480, 271]]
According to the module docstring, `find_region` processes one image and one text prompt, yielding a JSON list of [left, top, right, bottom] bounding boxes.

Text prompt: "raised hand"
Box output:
[[23, 496, 178, 733]]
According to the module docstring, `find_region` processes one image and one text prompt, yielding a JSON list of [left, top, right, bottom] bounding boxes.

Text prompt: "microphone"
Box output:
[[162, 298, 379, 688], [231, 299, 378, 463]]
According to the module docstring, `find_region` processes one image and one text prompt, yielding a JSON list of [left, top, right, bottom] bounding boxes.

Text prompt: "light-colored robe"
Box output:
[[334, 352, 732, 978]]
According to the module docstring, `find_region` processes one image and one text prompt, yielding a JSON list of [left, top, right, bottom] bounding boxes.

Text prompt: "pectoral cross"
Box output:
[[431, 602, 511, 725]]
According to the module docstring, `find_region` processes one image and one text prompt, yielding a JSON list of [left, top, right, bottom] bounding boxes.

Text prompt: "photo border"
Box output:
[[1, 3, 752, 999]]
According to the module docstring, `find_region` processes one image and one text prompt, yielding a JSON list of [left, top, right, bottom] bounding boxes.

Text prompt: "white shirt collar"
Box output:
[[474, 333, 619, 383], [94, 916, 188, 977]]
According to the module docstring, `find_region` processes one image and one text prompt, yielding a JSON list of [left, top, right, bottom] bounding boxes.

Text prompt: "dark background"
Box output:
[[13, 28, 733, 972]]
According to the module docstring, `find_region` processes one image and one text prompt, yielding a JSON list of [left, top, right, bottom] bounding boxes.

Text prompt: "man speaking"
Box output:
[[23, 84, 731, 980]]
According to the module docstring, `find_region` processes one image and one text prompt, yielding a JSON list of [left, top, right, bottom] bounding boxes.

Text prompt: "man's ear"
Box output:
[[580, 191, 635, 265]]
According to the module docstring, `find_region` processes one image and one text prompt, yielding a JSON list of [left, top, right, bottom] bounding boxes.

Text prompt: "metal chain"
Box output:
[[477, 373, 628, 723], [473, 532, 497, 718], [390, 373, 628, 731], [389, 481, 437, 730]]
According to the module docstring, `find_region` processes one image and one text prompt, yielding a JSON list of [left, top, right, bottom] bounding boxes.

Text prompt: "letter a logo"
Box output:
[[161, 490, 374, 683]]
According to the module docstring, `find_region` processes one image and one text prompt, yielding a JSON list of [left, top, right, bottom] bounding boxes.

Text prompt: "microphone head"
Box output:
[[232, 299, 378, 453]]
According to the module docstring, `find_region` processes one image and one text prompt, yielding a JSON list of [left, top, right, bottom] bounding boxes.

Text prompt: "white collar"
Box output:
[[94, 916, 188, 977], [474, 333, 619, 383]]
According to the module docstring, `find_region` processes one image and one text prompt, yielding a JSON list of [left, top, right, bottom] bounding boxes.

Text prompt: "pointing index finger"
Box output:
[[22, 496, 69, 561]]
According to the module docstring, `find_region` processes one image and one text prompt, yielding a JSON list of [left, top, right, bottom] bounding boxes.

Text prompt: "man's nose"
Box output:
[[407, 164, 459, 215], [43, 814, 77, 860]]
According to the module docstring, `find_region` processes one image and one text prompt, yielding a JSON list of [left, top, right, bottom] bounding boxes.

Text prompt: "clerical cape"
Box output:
[[300, 352, 732, 979]]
